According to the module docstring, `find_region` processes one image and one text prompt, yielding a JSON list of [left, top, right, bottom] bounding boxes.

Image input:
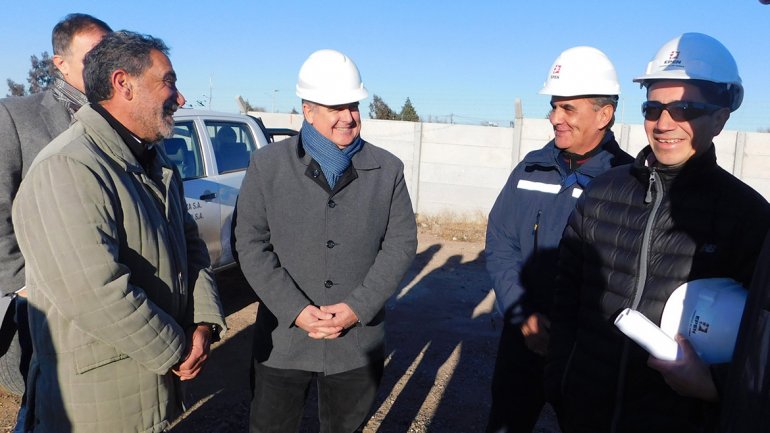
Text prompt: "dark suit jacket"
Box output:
[[0, 90, 71, 297]]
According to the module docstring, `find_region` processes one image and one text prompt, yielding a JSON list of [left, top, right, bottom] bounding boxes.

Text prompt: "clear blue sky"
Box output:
[[2, 1, 769, 131]]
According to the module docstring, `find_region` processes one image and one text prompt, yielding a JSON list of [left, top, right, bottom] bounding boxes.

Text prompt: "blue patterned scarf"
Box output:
[[300, 120, 363, 188]]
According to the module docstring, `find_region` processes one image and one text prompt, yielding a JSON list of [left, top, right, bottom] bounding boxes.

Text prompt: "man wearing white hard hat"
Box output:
[[485, 46, 632, 433], [545, 33, 770, 433], [233, 49, 417, 432]]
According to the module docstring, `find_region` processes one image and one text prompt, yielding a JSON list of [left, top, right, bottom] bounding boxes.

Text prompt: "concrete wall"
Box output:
[[252, 111, 770, 217]]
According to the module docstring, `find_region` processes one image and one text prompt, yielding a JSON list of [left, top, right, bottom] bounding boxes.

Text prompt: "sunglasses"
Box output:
[[641, 101, 724, 122]]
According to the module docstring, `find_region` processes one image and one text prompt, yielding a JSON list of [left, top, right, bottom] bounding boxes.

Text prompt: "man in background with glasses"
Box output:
[[545, 33, 770, 433]]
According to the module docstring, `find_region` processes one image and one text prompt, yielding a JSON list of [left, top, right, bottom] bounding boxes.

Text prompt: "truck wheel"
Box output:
[[0, 330, 24, 396]]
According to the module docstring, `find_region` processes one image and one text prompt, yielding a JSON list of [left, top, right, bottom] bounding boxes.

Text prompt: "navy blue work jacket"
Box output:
[[485, 132, 632, 325]]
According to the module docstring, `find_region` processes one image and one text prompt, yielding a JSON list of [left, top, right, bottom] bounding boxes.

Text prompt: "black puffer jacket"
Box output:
[[546, 145, 770, 433]]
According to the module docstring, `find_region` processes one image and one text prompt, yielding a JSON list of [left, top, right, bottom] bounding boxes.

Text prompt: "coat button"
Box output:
[[312, 169, 320, 178], [328, 200, 336, 208], [326, 240, 336, 248], [324, 280, 333, 288]]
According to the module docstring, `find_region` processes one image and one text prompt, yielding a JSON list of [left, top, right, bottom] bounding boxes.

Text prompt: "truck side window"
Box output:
[[161, 121, 203, 180], [206, 121, 256, 174]]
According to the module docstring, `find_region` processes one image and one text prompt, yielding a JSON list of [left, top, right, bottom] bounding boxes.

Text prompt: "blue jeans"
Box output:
[[250, 361, 383, 433]]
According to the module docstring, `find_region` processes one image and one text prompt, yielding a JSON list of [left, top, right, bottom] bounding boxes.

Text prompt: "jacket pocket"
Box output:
[[355, 321, 385, 357], [73, 342, 129, 374]]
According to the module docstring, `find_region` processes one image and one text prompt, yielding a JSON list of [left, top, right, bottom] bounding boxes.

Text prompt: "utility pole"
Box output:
[[207, 75, 213, 109], [272, 89, 278, 112]]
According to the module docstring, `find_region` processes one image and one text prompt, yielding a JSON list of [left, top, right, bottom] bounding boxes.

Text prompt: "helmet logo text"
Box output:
[[550, 64, 562, 79], [664, 50, 682, 66]]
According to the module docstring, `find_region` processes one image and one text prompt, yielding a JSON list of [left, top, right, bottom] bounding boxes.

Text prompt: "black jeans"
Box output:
[[486, 320, 547, 433], [250, 361, 383, 433], [13, 296, 32, 433]]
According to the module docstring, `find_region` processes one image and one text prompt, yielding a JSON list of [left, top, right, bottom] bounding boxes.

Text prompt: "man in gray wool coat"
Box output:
[[233, 49, 417, 433]]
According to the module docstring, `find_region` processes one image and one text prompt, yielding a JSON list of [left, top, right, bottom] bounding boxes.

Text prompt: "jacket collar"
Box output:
[[631, 144, 718, 187], [524, 130, 626, 178], [73, 104, 172, 174], [40, 89, 73, 137], [91, 103, 158, 173]]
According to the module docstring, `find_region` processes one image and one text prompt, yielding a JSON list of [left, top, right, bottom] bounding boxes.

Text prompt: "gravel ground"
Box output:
[[0, 232, 561, 433]]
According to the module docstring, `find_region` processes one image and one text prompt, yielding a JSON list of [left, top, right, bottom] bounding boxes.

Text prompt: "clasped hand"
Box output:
[[295, 303, 359, 339]]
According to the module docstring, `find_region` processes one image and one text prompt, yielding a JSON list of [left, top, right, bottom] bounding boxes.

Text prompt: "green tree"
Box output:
[[369, 94, 397, 120], [242, 98, 266, 112], [6, 51, 56, 97], [399, 97, 419, 122], [6, 79, 25, 97]]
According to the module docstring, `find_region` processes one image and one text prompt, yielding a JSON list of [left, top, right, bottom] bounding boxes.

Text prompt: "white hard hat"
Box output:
[[539, 46, 620, 97], [660, 278, 748, 364], [295, 49, 369, 106], [633, 33, 743, 111]]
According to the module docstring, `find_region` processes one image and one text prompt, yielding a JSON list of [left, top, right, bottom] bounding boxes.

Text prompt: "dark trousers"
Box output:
[[250, 361, 383, 433], [13, 296, 32, 433], [486, 320, 546, 433]]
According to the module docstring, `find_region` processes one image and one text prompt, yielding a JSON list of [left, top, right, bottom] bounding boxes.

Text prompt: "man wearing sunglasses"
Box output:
[[546, 33, 770, 433], [485, 46, 632, 433]]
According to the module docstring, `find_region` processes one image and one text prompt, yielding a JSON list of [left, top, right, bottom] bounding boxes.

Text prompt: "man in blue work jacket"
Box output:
[[485, 46, 633, 433]]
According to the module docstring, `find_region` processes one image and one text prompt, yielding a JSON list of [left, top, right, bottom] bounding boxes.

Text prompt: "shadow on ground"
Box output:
[[366, 241, 498, 432], [167, 237, 546, 433]]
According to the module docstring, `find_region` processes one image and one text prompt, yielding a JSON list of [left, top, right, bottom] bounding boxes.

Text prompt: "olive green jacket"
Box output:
[[12, 104, 226, 433]]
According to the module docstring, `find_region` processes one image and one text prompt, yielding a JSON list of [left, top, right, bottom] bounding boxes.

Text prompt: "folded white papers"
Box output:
[[615, 308, 681, 361]]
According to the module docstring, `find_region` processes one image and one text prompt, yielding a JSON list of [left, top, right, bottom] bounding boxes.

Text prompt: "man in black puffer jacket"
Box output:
[[545, 32, 770, 433]]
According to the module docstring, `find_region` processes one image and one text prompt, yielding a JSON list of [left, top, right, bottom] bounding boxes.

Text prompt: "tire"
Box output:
[[0, 329, 24, 396], [0, 299, 25, 397]]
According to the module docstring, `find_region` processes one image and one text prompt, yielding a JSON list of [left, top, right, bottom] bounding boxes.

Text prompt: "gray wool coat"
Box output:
[[12, 105, 226, 433], [233, 135, 417, 375], [0, 90, 71, 298]]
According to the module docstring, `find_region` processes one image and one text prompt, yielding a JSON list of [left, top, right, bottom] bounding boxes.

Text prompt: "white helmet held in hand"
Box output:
[[633, 32, 743, 111], [660, 278, 748, 364], [296, 49, 369, 106], [539, 46, 620, 97]]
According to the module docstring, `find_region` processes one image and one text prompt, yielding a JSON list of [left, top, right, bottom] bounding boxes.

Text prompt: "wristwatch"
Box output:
[[200, 322, 221, 342]]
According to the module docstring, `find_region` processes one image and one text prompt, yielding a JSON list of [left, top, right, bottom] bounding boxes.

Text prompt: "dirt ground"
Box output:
[[0, 232, 560, 433]]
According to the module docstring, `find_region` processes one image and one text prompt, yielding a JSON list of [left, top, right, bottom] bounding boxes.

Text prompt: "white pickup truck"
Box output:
[[161, 109, 271, 271]]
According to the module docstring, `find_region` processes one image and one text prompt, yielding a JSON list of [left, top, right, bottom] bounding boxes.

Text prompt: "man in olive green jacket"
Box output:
[[12, 31, 225, 433]]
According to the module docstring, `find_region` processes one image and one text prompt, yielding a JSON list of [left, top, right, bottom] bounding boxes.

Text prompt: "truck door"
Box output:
[[204, 121, 259, 267], [162, 120, 226, 268]]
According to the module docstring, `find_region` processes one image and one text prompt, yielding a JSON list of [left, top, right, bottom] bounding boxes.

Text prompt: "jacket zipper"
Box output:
[[143, 169, 186, 316], [533, 210, 542, 253], [633, 169, 663, 309], [610, 169, 664, 433]]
